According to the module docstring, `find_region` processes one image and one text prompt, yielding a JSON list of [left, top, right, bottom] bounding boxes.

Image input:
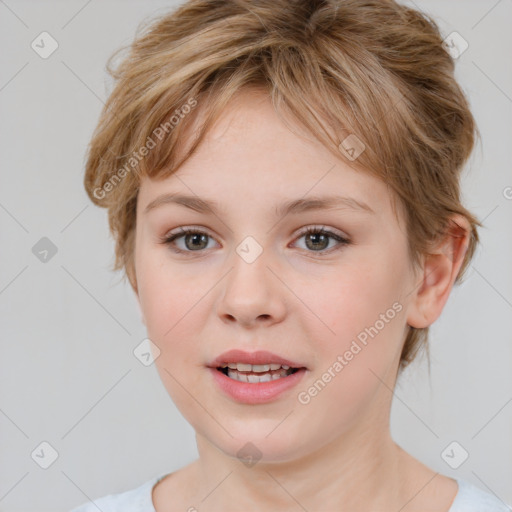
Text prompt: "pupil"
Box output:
[[186, 233, 208, 250], [307, 233, 327, 251]]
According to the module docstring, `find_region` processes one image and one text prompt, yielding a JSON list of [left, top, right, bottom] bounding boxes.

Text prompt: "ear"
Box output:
[[406, 214, 471, 329]]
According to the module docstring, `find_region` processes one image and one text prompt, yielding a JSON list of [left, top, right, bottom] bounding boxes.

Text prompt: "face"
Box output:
[[134, 88, 421, 463]]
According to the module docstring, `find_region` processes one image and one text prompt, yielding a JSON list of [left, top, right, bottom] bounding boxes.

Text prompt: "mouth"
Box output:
[[216, 363, 301, 383], [207, 349, 308, 403], [210, 365, 307, 404]]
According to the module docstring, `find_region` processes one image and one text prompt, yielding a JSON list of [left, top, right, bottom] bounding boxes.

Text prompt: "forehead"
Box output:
[[137, 88, 399, 223]]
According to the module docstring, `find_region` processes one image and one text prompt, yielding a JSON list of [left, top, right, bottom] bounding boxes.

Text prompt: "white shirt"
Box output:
[[70, 473, 512, 512]]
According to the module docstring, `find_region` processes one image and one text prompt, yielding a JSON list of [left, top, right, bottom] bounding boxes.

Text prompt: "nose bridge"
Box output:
[[229, 234, 275, 295], [217, 234, 286, 325]]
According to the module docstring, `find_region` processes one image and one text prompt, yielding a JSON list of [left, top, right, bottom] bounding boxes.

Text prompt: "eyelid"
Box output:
[[159, 224, 351, 255], [295, 224, 348, 239], [158, 225, 220, 253], [160, 225, 218, 243], [160, 224, 348, 240], [291, 225, 350, 253]]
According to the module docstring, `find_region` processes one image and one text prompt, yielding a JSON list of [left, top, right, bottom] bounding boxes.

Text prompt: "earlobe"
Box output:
[[406, 215, 470, 329]]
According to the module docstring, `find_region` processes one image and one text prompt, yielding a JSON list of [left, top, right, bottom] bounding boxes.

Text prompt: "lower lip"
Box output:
[[208, 367, 307, 404]]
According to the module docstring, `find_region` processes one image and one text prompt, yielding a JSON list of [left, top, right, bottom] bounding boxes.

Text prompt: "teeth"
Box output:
[[221, 363, 293, 372], [247, 373, 270, 383], [227, 368, 292, 383], [252, 364, 270, 372]]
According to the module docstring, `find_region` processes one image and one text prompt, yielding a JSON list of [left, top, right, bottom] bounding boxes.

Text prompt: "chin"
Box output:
[[205, 426, 309, 465]]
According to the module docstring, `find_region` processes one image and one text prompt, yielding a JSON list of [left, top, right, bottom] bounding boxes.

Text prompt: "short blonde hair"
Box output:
[[84, 0, 482, 374]]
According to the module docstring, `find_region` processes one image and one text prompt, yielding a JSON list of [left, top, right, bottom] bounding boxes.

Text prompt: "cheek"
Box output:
[[136, 251, 208, 409], [136, 247, 202, 338], [295, 263, 406, 431], [297, 254, 406, 349], [293, 256, 409, 422]]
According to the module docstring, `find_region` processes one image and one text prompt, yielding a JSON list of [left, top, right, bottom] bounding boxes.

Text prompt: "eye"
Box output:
[[292, 226, 350, 255], [159, 227, 218, 254], [159, 225, 351, 255]]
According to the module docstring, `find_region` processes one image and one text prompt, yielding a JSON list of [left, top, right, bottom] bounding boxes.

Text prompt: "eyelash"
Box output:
[[158, 225, 351, 256]]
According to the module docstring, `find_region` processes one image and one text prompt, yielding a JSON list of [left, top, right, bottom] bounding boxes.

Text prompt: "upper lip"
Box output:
[[208, 349, 306, 369]]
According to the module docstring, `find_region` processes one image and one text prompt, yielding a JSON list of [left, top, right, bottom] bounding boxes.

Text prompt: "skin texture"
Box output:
[[133, 88, 469, 511]]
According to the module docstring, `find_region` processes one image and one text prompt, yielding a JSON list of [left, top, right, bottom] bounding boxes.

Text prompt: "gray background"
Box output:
[[0, 1, 511, 510]]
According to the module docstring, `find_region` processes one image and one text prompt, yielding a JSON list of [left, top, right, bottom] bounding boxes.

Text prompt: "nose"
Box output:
[[215, 245, 287, 329]]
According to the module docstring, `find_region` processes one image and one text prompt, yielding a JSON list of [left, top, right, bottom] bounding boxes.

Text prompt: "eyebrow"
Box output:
[[143, 193, 375, 216]]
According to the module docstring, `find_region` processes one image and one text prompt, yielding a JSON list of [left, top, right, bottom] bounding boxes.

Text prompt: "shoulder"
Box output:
[[449, 478, 512, 512], [69, 473, 166, 512]]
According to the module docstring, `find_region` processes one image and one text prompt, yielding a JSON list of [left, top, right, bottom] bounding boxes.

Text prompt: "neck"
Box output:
[[189, 420, 409, 511]]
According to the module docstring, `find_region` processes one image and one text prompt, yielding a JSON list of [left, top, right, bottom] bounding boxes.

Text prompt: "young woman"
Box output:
[[71, 0, 510, 510]]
